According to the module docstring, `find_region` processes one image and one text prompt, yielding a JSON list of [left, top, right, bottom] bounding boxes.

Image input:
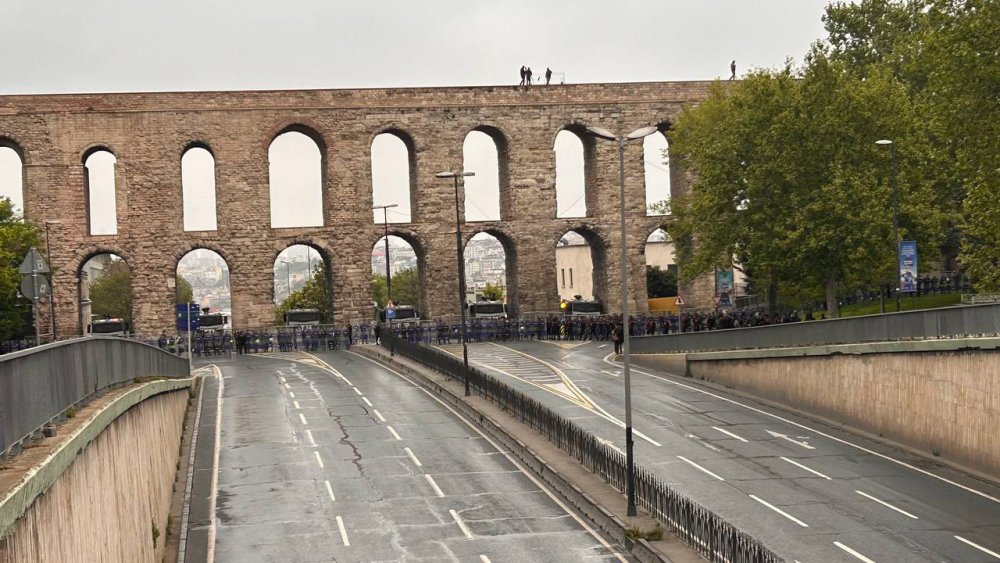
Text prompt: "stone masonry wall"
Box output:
[[0, 82, 715, 335]]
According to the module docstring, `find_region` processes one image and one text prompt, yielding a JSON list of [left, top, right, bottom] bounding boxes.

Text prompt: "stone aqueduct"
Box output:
[[0, 82, 714, 336]]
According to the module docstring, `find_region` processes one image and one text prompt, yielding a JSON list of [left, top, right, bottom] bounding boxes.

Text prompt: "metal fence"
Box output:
[[382, 332, 781, 563], [1, 336, 190, 458], [630, 303, 1000, 354]]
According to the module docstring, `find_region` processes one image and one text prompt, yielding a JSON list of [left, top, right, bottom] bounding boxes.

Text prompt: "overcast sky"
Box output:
[[0, 0, 833, 232]]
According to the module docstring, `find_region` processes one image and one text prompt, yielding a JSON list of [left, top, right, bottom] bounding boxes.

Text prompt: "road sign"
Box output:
[[674, 295, 685, 307], [18, 248, 49, 274], [176, 303, 201, 332], [20, 274, 50, 300], [386, 307, 397, 320]]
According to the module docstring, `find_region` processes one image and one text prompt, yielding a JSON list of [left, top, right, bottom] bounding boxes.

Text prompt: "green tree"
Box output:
[[275, 262, 329, 324], [646, 266, 678, 298], [89, 260, 132, 325], [371, 268, 421, 311], [668, 54, 946, 316], [175, 276, 193, 304], [481, 282, 504, 302], [0, 197, 42, 340]]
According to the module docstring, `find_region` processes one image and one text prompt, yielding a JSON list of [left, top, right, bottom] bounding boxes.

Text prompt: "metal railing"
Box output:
[[382, 332, 781, 563], [1, 337, 190, 458], [630, 303, 1000, 354]]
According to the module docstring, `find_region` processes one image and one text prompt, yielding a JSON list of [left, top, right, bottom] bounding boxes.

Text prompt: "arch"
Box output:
[[554, 125, 595, 218], [83, 147, 118, 235], [370, 231, 426, 315], [644, 129, 671, 215], [77, 250, 132, 337], [462, 228, 519, 315], [176, 248, 232, 324], [554, 226, 609, 309], [273, 243, 331, 325], [462, 125, 509, 221], [181, 145, 217, 231], [0, 137, 25, 214], [644, 228, 677, 298], [268, 125, 325, 229], [371, 129, 415, 223]]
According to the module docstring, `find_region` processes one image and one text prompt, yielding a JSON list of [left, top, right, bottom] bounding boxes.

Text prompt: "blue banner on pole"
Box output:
[[176, 303, 201, 332], [899, 241, 918, 293]]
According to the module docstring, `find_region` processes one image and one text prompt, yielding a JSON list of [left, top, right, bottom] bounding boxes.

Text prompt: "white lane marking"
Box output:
[[600, 369, 622, 378], [288, 391, 295, 398], [324, 480, 336, 502], [614, 357, 1000, 505], [386, 425, 402, 441], [954, 535, 1000, 559], [353, 387, 363, 396], [362, 397, 373, 407], [596, 436, 625, 455], [712, 426, 749, 443], [279, 376, 286, 383], [293, 400, 301, 409], [299, 413, 308, 425], [781, 457, 832, 480], [677, 456, 725, 481], [305, 429, 316, 446], [348, 351, 628, 563], [749, 495, 809, 527], [284, 383, 290, 389], [336, 515, 350, 546], [686, 433, 720, 452], [479, 556, 492, 563], [314, 451, 324, 469], [834, 541, 877, 563], [766, 430, 815, 450], [425, 474, 445, 497], [373, 409, 386, 423], [450, 509, 474, 539], [854, 491, 918, 519], [302, 352, 353, 385], [207, 370, 224, 563], [404, 447, 423, 467]]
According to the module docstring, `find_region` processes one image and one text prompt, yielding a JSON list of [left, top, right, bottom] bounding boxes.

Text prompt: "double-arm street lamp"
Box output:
[[586, 124, 660, 518], [44, 220, 61, 342], [876, 139, 901, 313], [435, 169, 476, 397], [373, 203, 399, 355]]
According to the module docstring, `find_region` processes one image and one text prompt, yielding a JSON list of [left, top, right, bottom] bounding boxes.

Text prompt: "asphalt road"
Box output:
[[435, 340, 1000, 563], [187, 351, 629, 563]]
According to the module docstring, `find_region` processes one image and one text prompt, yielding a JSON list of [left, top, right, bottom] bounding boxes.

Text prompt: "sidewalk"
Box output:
[[354, 345, 703, 563]]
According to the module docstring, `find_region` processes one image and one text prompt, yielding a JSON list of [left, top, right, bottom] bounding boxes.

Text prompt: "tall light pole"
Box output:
[[435, 169, 476, 397], [44, 220, 61, 342], [373, 203, 399, 355], [586, 123, 660, 518], [876, 139, 901, 312]]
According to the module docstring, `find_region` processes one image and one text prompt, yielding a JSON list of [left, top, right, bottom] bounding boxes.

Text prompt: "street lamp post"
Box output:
[[586, 124, 660, 518], [435, 169, 476, 397], [876, 139, 901, 313], [373, 203, 399, 355], [44, 220, 61, 342]]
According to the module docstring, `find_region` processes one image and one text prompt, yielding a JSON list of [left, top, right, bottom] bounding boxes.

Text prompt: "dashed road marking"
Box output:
[[425, 474, 445, 497], [373, 409, 386, 422], [288, 391, 295, 398], [324, 480, 336, 502], [855, 491, 918, 519], [305, 429, 316, 446], [834, 541, 877, 563], [450, 509, 474, 539], [336, 515, 350, 546], [404, 447, 423, 467], [353, 387, 363, 396], [293, 400, 301, 409], [781, 457, 832, 480], [712, 426, 749, 442], [386, 426, 402, 441], [954, 535, 1000, 559], [362, 397, 373, 407], [299, 413, 308, 425], [479, 556, 492, 563], [314, 451, 324, 469], [677, 456, 725, 481], [749, 495, 809, 527]]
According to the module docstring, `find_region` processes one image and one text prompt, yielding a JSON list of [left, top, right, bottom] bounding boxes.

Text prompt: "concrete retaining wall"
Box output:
[[0, 381, 192, 563], [635, 339, 1000, 479]]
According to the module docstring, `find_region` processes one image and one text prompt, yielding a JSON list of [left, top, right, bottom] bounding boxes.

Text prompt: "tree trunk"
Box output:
[[825, 276, 840, 318]]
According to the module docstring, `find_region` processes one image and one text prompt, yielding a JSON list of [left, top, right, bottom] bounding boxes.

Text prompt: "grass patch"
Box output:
[[625, 524, 663, 541], [839, 294, 961, 318]]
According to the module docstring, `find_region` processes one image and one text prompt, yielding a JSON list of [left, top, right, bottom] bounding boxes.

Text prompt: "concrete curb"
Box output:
[[0, 377, 195, 541], [353, 347, 672, 563]]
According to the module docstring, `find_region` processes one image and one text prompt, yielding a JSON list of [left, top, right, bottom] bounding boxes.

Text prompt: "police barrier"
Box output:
[[1, 337, 190, 458], [382, 332, 781, 563]]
